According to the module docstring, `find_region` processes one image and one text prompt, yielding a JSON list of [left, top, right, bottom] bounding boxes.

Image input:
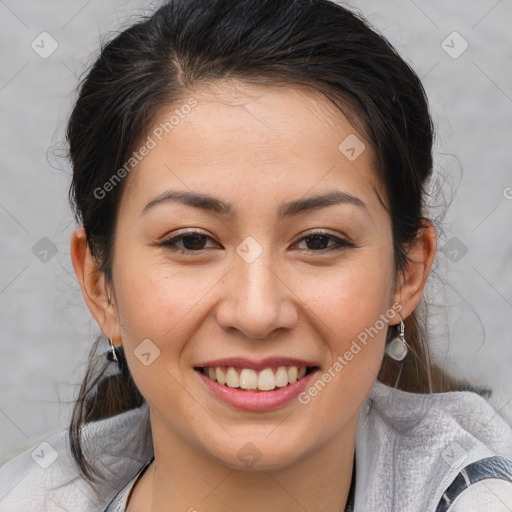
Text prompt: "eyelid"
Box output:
[[164, 227, 211, 238], [295, 228, 352, 243]]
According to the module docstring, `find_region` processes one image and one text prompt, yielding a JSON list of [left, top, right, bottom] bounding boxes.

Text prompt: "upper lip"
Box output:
[[194, 357, 320, 371]]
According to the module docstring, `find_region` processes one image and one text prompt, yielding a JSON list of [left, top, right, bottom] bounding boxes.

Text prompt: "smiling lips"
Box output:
[[199, 365, 310, 391], [194, 356, 320, 392]]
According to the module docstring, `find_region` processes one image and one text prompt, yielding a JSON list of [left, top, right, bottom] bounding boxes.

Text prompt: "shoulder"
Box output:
[[447, 479, 512, 511], [0, 403, 152, 512], [0, 427, 102, 511], [438, 456, 512, 511], [354, 380, 512, 511]]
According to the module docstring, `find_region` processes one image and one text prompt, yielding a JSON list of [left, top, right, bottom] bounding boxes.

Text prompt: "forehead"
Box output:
[[121, 80, 385, 214]]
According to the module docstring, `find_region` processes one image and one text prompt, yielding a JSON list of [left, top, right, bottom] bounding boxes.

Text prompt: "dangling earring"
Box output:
[[386, 314, 408, 361], [107, 337, 121, 363]]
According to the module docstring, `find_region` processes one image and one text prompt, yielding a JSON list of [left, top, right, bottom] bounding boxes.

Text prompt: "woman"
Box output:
[[1, 0, 511, 510]]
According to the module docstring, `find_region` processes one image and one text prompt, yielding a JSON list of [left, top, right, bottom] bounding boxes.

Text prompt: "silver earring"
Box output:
[[386, 314, 408, 361], [107, 337, 119, 363]]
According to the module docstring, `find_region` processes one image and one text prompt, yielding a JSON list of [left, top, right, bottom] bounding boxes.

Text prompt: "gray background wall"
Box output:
[[1, 0, 511, 463]]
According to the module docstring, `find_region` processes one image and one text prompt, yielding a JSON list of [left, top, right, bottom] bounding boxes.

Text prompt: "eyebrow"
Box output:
[[141, 189, 367, 218]]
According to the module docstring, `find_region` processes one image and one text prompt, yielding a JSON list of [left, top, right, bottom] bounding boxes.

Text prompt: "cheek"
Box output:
[[296, 255, 394, 411], [112, 261, 218, 405], [113, 253, 223, 349], [295, 266, 392, 429], [301, 256, 395, 339]]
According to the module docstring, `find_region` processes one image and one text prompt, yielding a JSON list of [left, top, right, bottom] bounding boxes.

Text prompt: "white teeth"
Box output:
[[239, 368, 258, 390], [258, 368, 276, 391], [216, 367, 226, 385], [202, 365, 312, 390], [287, 366, 298, 383], [275, 367, 289, 387], [226, 367, 239, 388]]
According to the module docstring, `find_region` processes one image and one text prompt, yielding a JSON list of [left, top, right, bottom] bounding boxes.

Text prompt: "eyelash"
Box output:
[[159, 229, 355, 254]]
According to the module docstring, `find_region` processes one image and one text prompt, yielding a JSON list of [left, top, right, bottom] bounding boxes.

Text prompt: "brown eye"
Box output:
[[304, 234, 332, 250], [178, 234, 209, 250], [160, 231, 220, 252], [293, 231, 354, 252]]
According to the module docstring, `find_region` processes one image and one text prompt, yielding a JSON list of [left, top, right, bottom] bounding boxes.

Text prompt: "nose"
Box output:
[[214, 250, 299, 340]]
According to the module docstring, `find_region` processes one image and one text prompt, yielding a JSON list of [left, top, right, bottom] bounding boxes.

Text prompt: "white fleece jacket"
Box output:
[[1, 380, 511, 512]]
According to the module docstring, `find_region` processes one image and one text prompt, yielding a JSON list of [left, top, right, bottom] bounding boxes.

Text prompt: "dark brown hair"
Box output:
[[66, 0, 463, 485]]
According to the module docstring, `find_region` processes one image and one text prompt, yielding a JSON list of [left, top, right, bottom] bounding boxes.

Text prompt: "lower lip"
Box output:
[[196, 368, 320, 411]]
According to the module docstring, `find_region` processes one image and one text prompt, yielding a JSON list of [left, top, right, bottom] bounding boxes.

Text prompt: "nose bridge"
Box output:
[[215, 240, 297, 339], [239, 251, 278, 307]]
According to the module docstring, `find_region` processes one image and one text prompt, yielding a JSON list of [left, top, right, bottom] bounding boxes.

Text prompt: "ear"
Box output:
[[391, 220, 437, 323], [70, 227, 121, 345]]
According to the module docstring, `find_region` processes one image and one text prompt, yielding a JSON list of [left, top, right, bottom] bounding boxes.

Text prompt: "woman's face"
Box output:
[[102, 81, 403, 469]]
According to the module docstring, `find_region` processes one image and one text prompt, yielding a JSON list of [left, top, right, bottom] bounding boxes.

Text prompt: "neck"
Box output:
[[127, 412, 357, 512]]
